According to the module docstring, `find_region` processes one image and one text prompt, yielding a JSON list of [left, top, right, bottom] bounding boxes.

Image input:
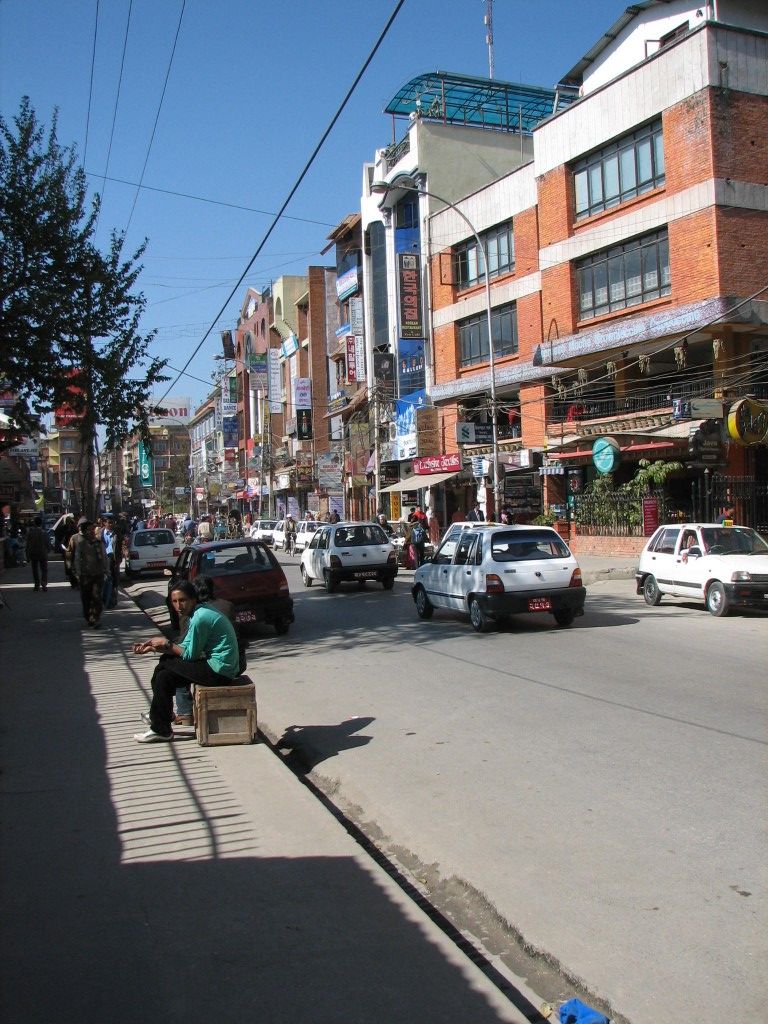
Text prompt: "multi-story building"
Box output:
[[362, 69, 573, 523], [188, 392, 218, 516], [124, 399, 192, 515], [390, 1, 767, 536]]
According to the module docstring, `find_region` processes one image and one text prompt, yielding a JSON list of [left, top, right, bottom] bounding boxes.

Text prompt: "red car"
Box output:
[[167, 539, 294, 634]]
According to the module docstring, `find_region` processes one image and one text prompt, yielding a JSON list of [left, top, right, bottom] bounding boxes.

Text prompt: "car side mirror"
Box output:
[[687, 546, 702, 558]]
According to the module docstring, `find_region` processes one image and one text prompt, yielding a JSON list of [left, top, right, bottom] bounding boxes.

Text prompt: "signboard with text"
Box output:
[[398, 253, 423, 339]]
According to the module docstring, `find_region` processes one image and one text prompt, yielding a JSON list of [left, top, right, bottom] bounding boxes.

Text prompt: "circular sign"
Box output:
[[592, 437, 621, 475], [727, 398, 768, 446]]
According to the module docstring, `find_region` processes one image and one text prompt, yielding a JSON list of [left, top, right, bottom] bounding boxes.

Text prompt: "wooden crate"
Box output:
[[194, 678, 257, 747]]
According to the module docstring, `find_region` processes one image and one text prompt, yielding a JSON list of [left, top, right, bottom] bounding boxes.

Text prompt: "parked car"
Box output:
[[272, 519, 288, 551], [124, 528, 181, 577], [249, 519, 278, 546], [636, 522, 768, 616], [166, 539, 294, 634], [300, 521, 398, 591], [412, 525, 585, 632], [294, 519, 320, 553]]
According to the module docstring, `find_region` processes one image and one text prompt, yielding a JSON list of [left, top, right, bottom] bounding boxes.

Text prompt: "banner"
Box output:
[[346, 337, 357, 382], [297, 408, 313, 441], [222, 416, 239, 449], [268, 348, 282, 414], [294, 378, 312, 410], [398, 253, 423, 339], [138, 441, 154, 488]]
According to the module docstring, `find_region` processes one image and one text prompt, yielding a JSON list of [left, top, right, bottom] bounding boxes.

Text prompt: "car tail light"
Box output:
[[569, 568, 583, 587], [279, 581, 289, 592], [129, 550, 138, 559], [485, 573, 504, 594], [330, 555, 342, 568]]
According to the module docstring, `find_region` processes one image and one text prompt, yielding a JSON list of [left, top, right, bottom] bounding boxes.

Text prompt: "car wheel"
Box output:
[[323, 570, 338, 593], [414, 585, 433, 619], [274, 616, 291, 635], [301, 566, 312, 588], [382, 576, 395, 591], [469, 597, 491, 633], [706, 581, 730, 617], [554, 608, 575, 627], [643, 574, 662, 606]]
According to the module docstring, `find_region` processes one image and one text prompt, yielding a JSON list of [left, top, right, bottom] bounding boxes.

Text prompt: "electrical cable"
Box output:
[[123, 0, 186, 238], [85, 172, 339, 227], [94, 0, 133, 234], [154, 0, 407, 408], [83, 0, 100, 166]]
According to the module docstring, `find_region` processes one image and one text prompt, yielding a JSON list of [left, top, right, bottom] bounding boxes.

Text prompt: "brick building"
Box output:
[[418, 1, 768, 534]]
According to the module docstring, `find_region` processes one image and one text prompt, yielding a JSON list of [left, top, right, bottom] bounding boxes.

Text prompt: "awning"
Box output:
[[553, 441, 676, 459], [381, 470, 459, 493]]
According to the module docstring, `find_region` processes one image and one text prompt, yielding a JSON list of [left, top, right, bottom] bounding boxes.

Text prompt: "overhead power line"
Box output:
[[83, 0, 100, 165], [156, 0, 408, 406], [94, 0, 133, 233]]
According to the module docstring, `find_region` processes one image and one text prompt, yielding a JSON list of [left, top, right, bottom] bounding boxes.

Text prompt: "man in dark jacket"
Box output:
[[25, 516, 49, 591], [72, 517, 108, 627]]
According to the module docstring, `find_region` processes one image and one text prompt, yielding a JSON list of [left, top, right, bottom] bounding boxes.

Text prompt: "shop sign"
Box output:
[[416, 406, 439, 457], [642, 497, 660, 537], [592, 437, 620, 475], [138, 441, 154, 487], [355, 336, 366, 381], [268, 348, 282, 414], [280, 334, 299, 359], [727, 398, 768, 446], [346, 337, 357, 382], [398, 253, 423, 339], [373, 352, 396, 401], [317, 452, 343, 489], [349, 297, 364, 335], [275, 472, 291, 490], [336, 264, 359, 301], [328, 391, 349, 415], [456, 422, 493, 444], [294, 377, 312, 410], [499, 450, 531, 469], [413, 452, 461, 474]]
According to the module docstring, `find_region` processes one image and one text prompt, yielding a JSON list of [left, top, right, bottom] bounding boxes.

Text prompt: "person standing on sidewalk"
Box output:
[[25, 516, 49, 591], [72, 517, 108, 627], [132, 581, 239, 743]]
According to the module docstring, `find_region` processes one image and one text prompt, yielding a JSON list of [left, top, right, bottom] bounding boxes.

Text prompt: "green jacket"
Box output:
[[180, 604, 239, 678]]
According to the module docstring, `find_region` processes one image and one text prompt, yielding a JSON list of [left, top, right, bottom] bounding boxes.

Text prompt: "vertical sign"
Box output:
[[398, 253, 423, 339], [642, 497, 660, 537], [346, 337, 357, 382], [349, 297, 364, 335], [138, 441, 154, 488], [268, 348, 281, 414], [355, 336, 366, 381]]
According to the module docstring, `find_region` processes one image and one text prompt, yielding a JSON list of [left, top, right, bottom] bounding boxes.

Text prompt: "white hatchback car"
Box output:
[[636, 522, 768, 616], [412, 524, 585, 631], [300, 522, 398, 591], [249, 519, 278, 546], [294, 519, 320, 554], [125, 528, 181, 577]]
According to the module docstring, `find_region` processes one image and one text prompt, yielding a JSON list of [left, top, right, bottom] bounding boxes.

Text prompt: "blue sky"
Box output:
[[1, 0, 622, 411]]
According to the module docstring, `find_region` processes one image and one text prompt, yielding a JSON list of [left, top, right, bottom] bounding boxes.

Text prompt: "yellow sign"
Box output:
[[390, 493, 401, 521], [727, 398, 768, 446]]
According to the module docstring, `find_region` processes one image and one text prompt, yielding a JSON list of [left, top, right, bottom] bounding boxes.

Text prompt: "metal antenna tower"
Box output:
[[484, 0, 494, 79]]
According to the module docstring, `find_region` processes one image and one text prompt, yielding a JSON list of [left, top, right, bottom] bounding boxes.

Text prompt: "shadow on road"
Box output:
[[276, 716, 375, 772]]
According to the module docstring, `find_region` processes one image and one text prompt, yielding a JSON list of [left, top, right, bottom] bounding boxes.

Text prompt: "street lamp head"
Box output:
[[370, 175, 419, 196]]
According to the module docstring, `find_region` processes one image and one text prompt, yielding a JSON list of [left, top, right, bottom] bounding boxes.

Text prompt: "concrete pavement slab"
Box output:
[[0, 561, 543, 1024]]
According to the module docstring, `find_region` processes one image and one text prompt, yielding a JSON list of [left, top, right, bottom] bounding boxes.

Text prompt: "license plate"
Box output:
[[528, 597, 552, 612], [235, 610, 257, 623], [147, 561, 166, 568], [354, 571, 378, 579]]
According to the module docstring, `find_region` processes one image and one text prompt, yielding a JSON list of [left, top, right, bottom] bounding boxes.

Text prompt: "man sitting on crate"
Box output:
[[133, 580, 240, 743]]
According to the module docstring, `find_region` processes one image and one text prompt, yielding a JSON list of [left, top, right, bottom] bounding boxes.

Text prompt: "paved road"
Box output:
[[128, 561, 767, 1024]]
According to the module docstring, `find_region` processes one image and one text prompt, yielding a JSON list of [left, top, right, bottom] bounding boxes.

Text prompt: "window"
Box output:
[[395, 197, 418, 229], [455, 221, 514, 288], [573, 120, 664, 220], [650, 527, 679, 554], [576, 229, 670, 320], [458, 303, 518, 368]]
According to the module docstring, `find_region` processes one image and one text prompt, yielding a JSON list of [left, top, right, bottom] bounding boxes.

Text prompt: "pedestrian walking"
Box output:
[[72, 517, 108, 627], [25, 516, 49, 591], [466, 501, 485, 522]]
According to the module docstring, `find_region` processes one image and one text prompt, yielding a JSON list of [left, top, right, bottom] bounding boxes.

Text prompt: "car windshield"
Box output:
[[134, 530, 175, 547], [260, 521, 277, 529], [333, 524, 388, 546], [198, 544, 273, 574], [700, 527, 768, 555], [491, 530, 570, 562]]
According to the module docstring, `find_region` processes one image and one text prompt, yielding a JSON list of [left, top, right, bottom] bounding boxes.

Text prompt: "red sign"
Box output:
[[346, 336, 357, 382], [413, 453, 461, 475], [642, 497, 660, 537]]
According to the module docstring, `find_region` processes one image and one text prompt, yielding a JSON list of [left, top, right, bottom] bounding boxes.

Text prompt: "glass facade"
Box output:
[[574, 120, 664, 220], [455, 222, 514, 288], [576, 229, 671, 320], [458, 303, 518, 368]]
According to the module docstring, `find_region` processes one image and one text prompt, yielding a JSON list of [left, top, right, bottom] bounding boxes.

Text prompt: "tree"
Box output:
[[0, 98, 168, 515]]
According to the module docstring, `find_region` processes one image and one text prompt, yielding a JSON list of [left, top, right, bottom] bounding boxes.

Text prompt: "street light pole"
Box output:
[[370, 175, 501, 521]]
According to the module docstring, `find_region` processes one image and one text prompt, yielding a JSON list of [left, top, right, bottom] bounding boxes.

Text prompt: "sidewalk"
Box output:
[[0, 559, 541, 1024]]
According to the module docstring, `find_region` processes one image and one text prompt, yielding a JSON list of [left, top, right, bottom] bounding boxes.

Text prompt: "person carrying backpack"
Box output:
[[410, 517, 427, 567]]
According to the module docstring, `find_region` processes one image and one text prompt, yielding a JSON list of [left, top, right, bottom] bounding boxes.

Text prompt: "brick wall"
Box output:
[[710, 90, 768, 186], [668, 208, 719, 303], [716, 207, 768, 295], [567, 530, 646, 558]]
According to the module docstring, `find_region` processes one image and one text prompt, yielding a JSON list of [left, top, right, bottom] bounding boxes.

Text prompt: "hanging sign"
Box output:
[[592, 437, 620, 475]]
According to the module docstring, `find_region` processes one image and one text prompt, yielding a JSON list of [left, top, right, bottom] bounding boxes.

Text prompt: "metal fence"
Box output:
[[573, 491, 679, 536], [693, 474, 768, 533]]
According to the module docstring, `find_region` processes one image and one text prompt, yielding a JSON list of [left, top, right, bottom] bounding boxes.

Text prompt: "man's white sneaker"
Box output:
[[133, 729, 173, 743]]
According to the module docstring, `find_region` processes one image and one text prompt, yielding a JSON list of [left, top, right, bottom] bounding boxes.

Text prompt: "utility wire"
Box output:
[[84, 172, 338, 227], [83, 0, 100, 165], [94, 0, 134, 234], [123, 0, 186, 238], [155, 0, 408, 406]]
